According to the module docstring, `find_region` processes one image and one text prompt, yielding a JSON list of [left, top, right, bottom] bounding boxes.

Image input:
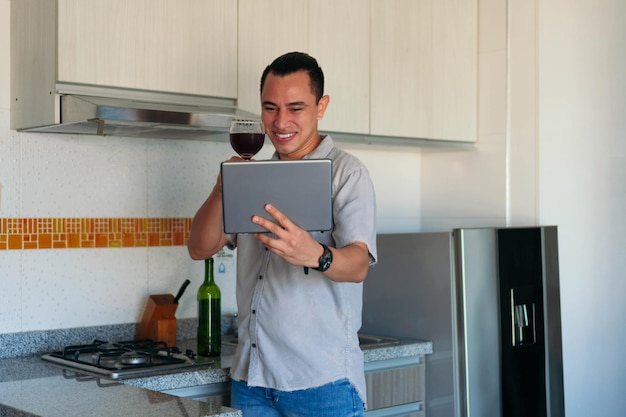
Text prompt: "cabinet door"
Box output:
[[365, 363, 425, 411], [57, 0, 237, 98], [309, 0, 370, 134], [237, 0, 309, 114], [371, 0, 477, 142]]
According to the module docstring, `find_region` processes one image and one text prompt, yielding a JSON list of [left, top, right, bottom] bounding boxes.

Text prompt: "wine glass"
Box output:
[[229, 119, 265, 160]]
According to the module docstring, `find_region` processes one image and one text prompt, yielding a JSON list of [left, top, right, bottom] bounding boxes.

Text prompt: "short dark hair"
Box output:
[[260, 52, 325, 103]]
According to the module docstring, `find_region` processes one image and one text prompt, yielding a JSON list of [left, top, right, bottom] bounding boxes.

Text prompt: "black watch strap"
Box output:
[[312, 243, 333, 272]]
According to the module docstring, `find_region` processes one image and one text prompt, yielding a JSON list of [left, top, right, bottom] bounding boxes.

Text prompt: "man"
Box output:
[[188, 52, 377, 417]]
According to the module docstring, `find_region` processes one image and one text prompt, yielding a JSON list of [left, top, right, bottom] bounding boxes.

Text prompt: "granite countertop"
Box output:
[[0, 334, 432, 417], [0, 340, 239, 417]]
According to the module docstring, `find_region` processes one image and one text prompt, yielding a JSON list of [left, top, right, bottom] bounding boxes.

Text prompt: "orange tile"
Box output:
[[38, 218, 52, 234], [173, 232, 184, 246], [39, 234, 52, 249], [8, 234, 21, 249], [95, 233, 108, 248], [121, 219, 134, 233], [81, 239, 95, 248], [82, 218, 94, 233], [23, 242, 37, 249], [122, 233, 134, 247], [67, 233, 80, 248], [21, 219, 31, 234], [148, 233, 159, 246], [0, 217, 194, 250]]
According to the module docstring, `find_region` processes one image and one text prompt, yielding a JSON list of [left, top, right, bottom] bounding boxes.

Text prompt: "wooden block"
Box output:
[[136, 294, 178, 344], [152, 318, 177, 347]]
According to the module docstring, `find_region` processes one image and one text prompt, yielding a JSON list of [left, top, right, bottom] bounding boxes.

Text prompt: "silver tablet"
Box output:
[[221, 159, 333, 234]]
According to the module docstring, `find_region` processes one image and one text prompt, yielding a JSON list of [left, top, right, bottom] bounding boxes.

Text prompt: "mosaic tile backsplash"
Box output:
[[0, 218, 192, 250]]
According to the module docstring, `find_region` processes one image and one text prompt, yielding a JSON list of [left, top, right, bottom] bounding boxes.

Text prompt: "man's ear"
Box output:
[[317, 95, 330, 120]]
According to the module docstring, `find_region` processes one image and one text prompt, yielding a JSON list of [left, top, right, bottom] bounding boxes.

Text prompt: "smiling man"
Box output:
[[188, 52, 377, 417]]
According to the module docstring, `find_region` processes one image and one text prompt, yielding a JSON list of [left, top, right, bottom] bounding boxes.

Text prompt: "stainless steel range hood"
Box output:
[[23, 94, 261, 141]]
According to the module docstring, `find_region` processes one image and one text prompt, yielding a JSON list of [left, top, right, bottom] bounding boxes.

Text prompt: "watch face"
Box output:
[[317, 244, 333, 272]]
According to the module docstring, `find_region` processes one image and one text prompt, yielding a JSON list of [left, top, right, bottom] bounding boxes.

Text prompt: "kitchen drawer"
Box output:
[[364, 356, 425, 415]]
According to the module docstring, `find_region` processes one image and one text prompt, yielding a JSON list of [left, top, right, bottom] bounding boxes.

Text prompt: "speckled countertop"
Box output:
[[0, 339, 239, 417], [0, 324, 432, 417]]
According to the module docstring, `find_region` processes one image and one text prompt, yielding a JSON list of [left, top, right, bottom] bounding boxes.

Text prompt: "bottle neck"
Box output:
[[204, 258, 214, 284]]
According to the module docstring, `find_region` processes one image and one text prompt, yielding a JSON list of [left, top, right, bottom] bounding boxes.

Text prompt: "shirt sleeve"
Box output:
[[331, 160, 378, 266]]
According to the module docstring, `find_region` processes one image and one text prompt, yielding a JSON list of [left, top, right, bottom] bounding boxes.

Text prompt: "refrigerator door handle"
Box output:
[[511, 287, 537, 347]]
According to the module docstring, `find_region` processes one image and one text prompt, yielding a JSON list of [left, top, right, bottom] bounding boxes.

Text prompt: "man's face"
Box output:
[[260, 71, 329, 160]]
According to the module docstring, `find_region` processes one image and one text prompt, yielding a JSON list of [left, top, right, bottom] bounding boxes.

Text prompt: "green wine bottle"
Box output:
[[197, 258, 221, 357]]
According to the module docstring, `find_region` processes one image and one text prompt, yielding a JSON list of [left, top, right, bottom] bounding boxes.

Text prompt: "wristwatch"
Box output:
[[312, 243, 333, 272]]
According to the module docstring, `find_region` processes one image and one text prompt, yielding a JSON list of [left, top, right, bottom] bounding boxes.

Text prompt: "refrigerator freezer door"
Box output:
[[453, 228, 502, 417]]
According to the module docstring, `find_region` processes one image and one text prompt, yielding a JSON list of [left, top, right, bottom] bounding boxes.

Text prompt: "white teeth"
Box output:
[[276, 133, 293, 139]]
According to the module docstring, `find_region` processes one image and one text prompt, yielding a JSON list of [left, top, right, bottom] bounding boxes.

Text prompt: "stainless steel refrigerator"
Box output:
[[361, 227, 564, 417]]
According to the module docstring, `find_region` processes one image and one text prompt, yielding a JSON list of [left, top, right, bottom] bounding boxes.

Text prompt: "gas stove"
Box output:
[[41, 339, 210, 379]]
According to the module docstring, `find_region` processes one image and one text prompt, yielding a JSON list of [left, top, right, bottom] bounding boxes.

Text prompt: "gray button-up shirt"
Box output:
[[227, 135, 377, 405]]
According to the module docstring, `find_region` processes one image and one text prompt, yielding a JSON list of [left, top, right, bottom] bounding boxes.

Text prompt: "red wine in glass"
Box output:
[[230, 132, 265, 160], [230, 120, 265, 160]]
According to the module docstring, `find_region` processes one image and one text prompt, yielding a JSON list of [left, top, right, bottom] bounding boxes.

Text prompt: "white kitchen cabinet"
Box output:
[[237, 0, 370, 134], [308, 0, 370, 134], [371, 0, 478, 142], [57, 0, 237, 98], [237, 0, 309, 114]]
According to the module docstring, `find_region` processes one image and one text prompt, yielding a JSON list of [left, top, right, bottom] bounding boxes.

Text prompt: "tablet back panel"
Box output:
[[221, 159, 333, 234]]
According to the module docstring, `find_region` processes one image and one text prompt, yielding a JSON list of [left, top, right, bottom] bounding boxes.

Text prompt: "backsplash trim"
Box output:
[[0, 218, 192, 250]]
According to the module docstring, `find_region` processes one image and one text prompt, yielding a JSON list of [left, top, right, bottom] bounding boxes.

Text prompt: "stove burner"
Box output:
[[120, 351, 150, 365], [41, 339, 206, 379]]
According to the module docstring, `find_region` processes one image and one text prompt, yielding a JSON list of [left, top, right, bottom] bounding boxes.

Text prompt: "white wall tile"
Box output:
[[0, 250, 22, 333], [0, 110, 21, 217], [145, 246, 237, 320], [147, 136, 230, 218], [20, 133, 149, 217], [20, 249, 148, 331]]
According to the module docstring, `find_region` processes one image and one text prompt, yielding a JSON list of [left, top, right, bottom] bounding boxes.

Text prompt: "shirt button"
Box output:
[[259, 275, 263, 280], [252, 309, 256, 314], [252, 343, 257, 348]]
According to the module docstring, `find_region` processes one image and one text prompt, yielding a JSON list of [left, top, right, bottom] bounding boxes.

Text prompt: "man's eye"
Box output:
[[263, 106, 277, 112], [290, 108, 303, 112]]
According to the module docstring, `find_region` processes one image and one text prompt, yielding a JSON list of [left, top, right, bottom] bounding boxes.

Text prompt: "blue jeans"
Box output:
[[231, 379, 365, 417]]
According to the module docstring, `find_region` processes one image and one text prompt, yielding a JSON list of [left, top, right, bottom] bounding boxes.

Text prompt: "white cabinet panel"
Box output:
[[238, 0, 369, 134], [309, 0, 370, 134], [237, 0, 309, 114], [371, 0, 477, 142], [57, 0, 237, 98]]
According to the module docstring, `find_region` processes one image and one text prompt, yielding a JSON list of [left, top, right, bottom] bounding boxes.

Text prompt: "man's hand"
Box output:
[[252, 204, 322, 269]]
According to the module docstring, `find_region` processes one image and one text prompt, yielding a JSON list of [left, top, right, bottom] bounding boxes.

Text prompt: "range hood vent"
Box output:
[[24, 95, 261, 141]]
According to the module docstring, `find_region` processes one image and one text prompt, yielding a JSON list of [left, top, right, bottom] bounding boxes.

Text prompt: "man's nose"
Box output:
[[274, 110, 290, 129]]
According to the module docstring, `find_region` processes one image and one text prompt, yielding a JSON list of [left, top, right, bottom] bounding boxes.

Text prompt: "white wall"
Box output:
[[537, 1, 626, 416]]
